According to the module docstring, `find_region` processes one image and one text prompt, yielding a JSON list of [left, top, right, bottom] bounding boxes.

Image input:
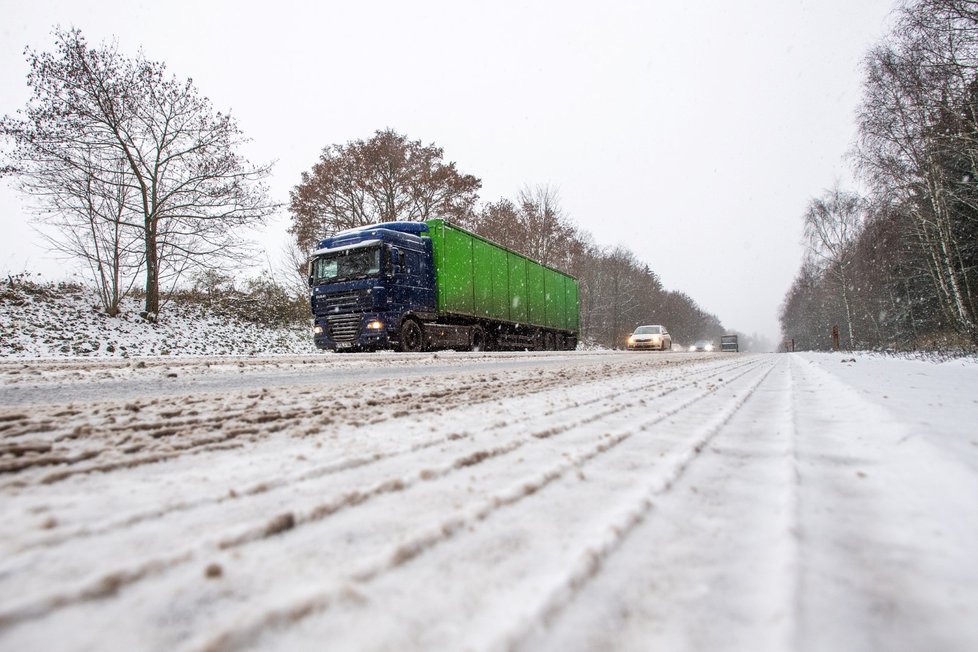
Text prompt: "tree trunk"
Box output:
[[840, 273, 856, 349], [143, 217, 159, 320]]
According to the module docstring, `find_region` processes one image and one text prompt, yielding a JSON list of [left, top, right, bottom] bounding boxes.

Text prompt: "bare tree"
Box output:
[[468, 185, 582, 274], [803, 186, 865, 348], [36, 153, 144, 315], [469, 198, 523, 248], [775, 0, 978, 351], [856, 1, 978, 341], [598, 247, 645, 347], [279, 238, 317, 300], [0, 28, 276, 318], [780, 260, 832, 351], [566, 234, 603, 341], [513, 185, 571, 268], [288, 129, 481, 251]]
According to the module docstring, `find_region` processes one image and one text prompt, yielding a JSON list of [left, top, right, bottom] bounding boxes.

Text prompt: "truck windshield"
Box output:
[[312, 246, 382, 283]]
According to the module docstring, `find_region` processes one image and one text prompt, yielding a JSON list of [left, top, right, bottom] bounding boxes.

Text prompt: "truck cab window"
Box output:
[[313, 246, 381, 283]]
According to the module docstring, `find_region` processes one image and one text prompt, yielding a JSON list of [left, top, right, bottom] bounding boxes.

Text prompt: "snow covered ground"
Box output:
[[0, 350, 976, 651], [0, 280, 314, 358]]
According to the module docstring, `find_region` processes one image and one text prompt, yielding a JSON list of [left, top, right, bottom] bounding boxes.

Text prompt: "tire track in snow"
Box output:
[[484, 358, 777, 652], [6, 356, 752, 553], [498, 355, 798, 652], [784, 354, 978, 652], [182, 358, 772, 652], [0, 351, 693, 408], [786, 355, 804, 652], [0, 358, 753, 630], [0, 356, 729, 488]]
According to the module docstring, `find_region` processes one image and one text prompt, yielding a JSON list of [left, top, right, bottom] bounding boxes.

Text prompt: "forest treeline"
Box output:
[[781, 0, 978, 352], [1, 28, 729, 349]]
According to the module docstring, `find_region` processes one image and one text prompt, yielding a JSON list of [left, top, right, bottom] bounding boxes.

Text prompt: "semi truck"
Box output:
[[720, 334, 739, 352], [308, 219, 580, 352]]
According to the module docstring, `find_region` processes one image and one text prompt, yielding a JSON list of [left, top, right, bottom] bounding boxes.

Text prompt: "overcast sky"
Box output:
[[1, 0, 898, 344]]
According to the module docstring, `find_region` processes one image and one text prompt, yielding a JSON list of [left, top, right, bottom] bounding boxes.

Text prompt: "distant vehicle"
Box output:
[[689, 339, 714, 352], [627, 325, 672, 351], [720, 334, 739, 352]]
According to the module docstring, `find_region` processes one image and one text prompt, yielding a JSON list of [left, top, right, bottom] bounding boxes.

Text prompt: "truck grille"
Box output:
[[315, 290, 363, 315], [327, 315, 360, 342]]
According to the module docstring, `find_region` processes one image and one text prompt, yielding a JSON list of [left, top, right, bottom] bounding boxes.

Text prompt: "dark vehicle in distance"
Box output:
[[627, 325, 672, 351], [689, 339, 714, 352], [721, 334, 739, 352]]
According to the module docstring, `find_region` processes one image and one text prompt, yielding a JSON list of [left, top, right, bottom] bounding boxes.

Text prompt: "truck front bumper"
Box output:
[[313, 313, 394, 351]]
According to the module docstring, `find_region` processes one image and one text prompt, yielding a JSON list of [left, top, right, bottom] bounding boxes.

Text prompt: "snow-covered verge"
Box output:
[[0, 279, 315, 357], [0, 351, 975, 651]]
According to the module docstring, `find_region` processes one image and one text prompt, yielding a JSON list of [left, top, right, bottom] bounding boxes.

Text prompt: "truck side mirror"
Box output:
[[307, 259, 315, 287], [389, 248, 403, 276]]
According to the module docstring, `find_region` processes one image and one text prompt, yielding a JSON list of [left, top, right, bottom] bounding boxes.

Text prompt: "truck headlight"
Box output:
[[314, 325, 324, 335], [366, 320, 384, 330]]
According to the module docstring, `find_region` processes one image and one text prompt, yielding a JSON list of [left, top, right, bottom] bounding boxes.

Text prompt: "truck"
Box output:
[[308, 219, 580, 352], [720, 334, 739, 352]]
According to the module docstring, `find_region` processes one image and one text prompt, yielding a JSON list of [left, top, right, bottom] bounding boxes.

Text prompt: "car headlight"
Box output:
[[705, 344, 713, 351], [628, 336, 635, 343]]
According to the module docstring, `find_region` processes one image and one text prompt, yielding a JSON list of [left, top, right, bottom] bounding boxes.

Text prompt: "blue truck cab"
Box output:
[[309, 222, 435, 351]]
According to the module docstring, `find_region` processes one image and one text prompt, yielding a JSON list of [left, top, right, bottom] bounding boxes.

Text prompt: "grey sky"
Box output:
[[0, 0, 897, 343]]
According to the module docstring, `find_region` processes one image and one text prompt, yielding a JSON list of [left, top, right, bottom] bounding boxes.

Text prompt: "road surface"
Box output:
[[0, 351, 975, 651]]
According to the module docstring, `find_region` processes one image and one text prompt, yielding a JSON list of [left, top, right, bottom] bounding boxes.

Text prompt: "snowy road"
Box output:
[[0, 351, 976, 651]]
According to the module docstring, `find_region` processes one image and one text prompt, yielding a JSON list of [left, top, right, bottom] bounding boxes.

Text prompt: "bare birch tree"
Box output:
[[856, 0, 978, 341], [803, 186, 865, 348]]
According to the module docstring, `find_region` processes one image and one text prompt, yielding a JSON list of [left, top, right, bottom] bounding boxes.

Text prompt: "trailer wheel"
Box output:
[[470, 326, 486, 352], [399, 319, 425, 353]]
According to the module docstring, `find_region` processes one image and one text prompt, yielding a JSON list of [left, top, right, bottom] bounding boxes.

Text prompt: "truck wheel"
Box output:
[[399, 319, 425, 353], [544, 332, 556, 351], [470, 326, 486, 352]]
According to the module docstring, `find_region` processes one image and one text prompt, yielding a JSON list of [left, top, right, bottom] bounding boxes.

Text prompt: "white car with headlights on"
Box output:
[[627, 325, 672, 351]]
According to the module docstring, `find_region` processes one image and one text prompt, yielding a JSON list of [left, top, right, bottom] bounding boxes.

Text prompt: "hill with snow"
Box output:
[[0, 277, 316, 358]]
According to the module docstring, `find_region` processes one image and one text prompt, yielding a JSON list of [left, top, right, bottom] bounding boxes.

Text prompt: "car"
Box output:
[[627, 325, 672, 351], [689, 339, 714, 352]]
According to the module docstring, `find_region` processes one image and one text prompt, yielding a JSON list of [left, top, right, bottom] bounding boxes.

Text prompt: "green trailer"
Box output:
[[426, 219, 580, 337]]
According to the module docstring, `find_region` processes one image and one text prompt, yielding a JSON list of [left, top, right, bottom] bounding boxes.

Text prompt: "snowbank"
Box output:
[[0, 280, 316, 358]]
